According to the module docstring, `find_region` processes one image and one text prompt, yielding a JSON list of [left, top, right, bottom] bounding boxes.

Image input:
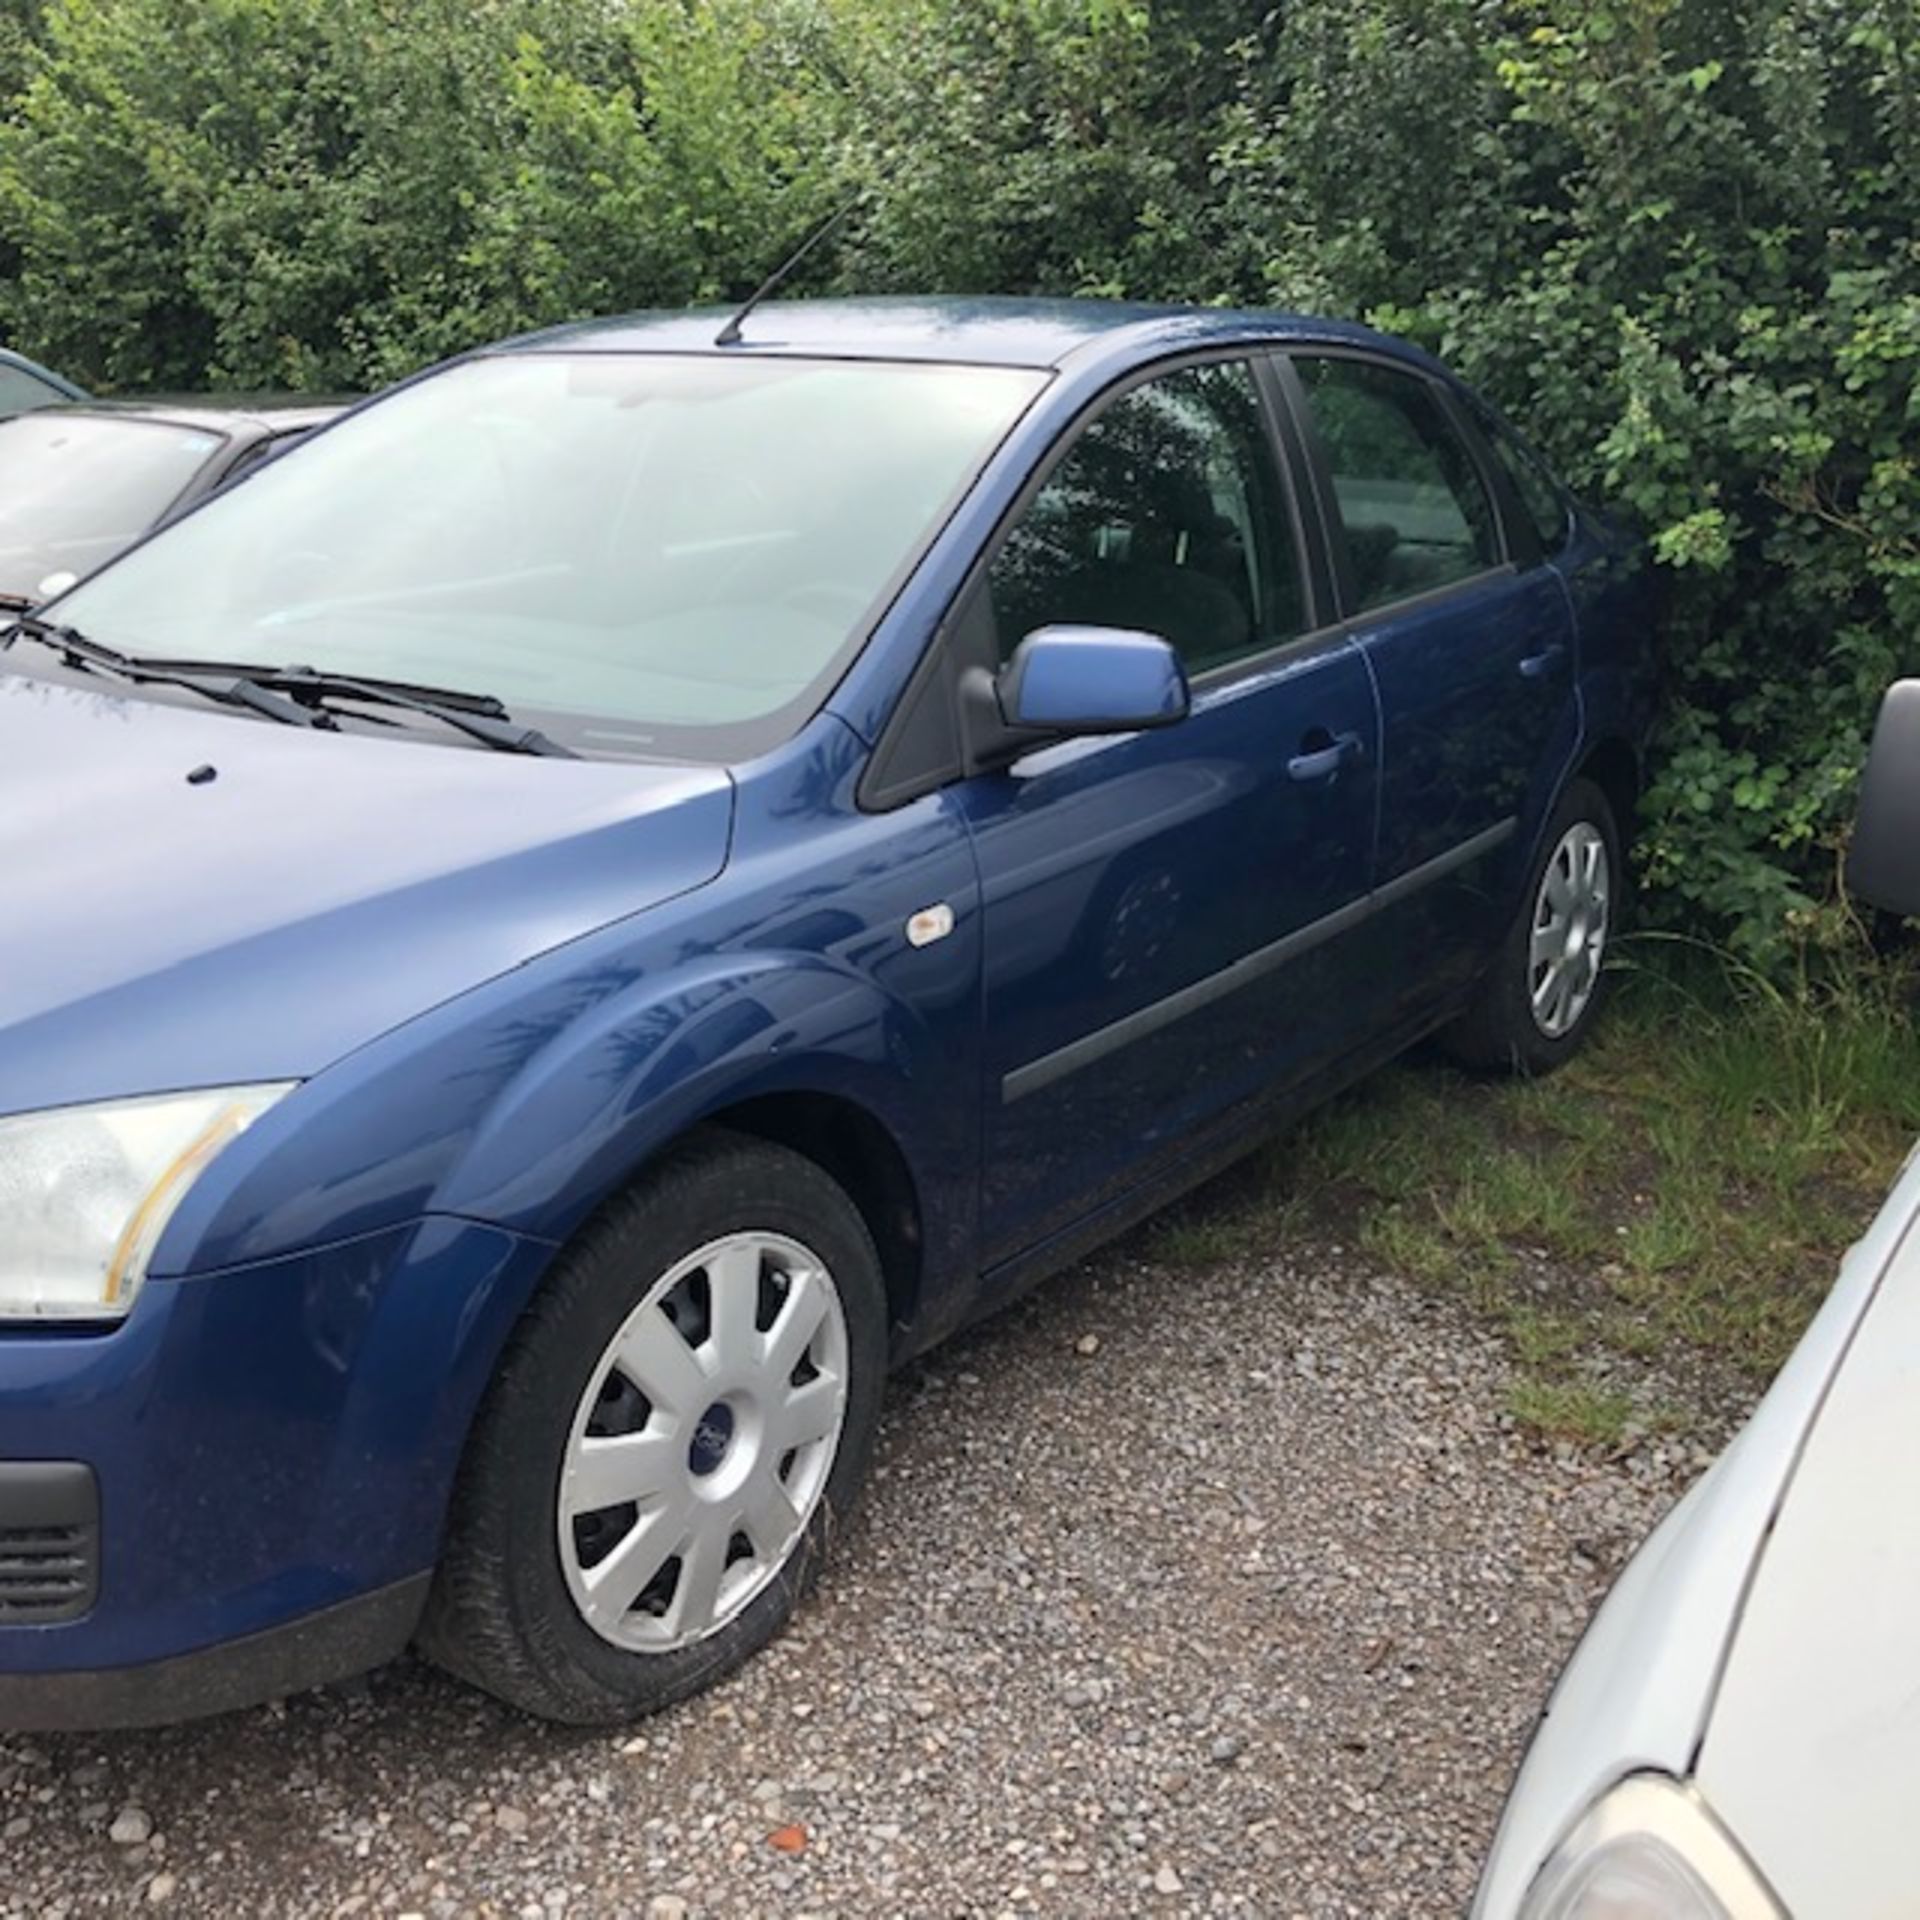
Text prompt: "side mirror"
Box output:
[[996, 626, 1189, 737], [1849, 680, 1920, 917]]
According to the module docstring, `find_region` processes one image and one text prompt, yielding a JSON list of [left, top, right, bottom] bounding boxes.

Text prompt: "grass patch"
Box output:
[[1137, 946, 1920, 1448], [1503, 1377, 1636, 1449]]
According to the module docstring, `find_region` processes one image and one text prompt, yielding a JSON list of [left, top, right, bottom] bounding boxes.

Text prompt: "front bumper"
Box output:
[[0, 1213, 553, 1723], [0, 1460, 98, 1623], [0, 1573, 429, 1730]]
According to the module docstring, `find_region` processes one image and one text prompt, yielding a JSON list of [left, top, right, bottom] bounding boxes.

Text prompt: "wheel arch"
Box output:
[[696, 1089, 927, 1351], [1574, 734, 1642, 841]]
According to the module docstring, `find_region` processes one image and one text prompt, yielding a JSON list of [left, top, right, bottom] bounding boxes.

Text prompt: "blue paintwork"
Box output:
[[966, 628, 1381, 1263], [1346, 565, 1577, 1020], [999, 627, 1190, 733], [0, 297, 1657, 1700], [0, 674, 733, 1115], [504, 295, 1404, 373]]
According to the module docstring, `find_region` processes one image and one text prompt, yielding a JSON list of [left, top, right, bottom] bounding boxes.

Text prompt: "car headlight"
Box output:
[[0, 1086, 293, 1321], [1519, 1775, 1782, 1919]]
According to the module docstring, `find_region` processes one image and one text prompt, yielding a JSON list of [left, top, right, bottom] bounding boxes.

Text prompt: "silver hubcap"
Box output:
[[1529, 821, 1610, 1039], [558, 1232, 849, 1653]]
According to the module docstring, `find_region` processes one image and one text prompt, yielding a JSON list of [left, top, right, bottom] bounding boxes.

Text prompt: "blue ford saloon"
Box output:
[[0, 300, 1655, 1726]]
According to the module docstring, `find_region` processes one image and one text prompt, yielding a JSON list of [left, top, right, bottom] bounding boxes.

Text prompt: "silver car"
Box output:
[[1476, 680, 1920, 1920], [0, 396, 341, 609]]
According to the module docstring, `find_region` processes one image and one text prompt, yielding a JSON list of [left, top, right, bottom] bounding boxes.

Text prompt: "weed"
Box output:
[[1148, 949, 1918, 1447]]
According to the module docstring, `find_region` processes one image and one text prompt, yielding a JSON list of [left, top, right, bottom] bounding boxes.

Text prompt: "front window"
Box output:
[[51, 354, 1046, 760], [989, 359, 1305, 677], [0, 411, 227, 600]]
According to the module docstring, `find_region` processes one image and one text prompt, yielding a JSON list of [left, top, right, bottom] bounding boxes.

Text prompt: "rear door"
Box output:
[[1277, 350, 1577, 1019], [946, 355, 1382, 1268]]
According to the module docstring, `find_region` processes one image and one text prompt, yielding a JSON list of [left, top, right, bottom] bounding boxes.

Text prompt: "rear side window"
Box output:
[[0, 364, 65, 416], [1480, 412, 1574, 554], [1292, 356, 1498, 612], [988, 359, 1306, 678]]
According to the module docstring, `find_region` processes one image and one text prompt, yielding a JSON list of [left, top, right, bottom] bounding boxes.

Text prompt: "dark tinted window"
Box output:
[[1480, 413, 1573, 553], [989, 360, 1304, 677], [1294, 357, 1498, 611]]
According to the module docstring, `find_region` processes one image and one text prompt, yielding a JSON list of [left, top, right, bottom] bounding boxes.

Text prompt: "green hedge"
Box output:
[[2, 0, 1915, 967]]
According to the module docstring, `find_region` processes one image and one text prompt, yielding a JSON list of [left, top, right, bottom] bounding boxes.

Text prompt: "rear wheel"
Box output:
[[1443, 776, 1622, 1076], [418, 1133, 887, 1724]]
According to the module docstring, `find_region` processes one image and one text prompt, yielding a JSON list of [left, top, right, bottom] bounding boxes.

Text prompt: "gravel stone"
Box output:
[[107, 1808, 152, 1847], [0, 1242, 1742, 1916]]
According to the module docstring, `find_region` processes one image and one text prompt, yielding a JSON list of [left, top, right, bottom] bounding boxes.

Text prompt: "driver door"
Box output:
[[950, 357, 1382, 1269]]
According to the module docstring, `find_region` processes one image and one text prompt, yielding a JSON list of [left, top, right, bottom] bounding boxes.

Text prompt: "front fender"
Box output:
[[160, 934, 974, 1273], [434, 945, 971, 1247], [157, 778, 983, 1313], [156, 722, 985, 1338]]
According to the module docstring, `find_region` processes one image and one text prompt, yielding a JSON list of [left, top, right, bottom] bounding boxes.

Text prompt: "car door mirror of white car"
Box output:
[[1849, 678, 1920, 917]]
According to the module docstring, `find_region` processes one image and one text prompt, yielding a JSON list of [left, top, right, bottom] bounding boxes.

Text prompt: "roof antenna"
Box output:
[[714, 194, 865, 348]]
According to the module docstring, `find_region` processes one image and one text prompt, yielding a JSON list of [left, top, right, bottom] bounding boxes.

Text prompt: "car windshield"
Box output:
[[52, 352, 1047, 759], [0, 410, 227, 600]]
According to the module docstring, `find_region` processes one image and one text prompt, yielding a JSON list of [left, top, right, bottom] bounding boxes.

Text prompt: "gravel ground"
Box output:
[[0, 1237, 1738, 1919]]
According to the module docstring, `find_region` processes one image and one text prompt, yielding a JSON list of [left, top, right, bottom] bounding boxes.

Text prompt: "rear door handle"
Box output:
[[1520, 643, 1568, 680], [1288, 730, 1363, 782]]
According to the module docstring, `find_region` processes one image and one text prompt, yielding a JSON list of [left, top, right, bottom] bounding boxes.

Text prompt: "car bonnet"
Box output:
[[1475, 1140, 1920, 1917], [0, 673, 733, 1115], [1694, 1144, 1920, 1918]]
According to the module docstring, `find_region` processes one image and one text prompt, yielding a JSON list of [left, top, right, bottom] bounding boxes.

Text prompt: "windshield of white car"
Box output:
[[0, 410, 229, 600], [50, 352, 1047, 760]]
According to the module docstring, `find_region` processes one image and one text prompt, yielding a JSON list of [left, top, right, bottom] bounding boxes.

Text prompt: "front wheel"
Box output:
[[418, 1132, 888, 1724], [1442, 777, 1623, 1076]]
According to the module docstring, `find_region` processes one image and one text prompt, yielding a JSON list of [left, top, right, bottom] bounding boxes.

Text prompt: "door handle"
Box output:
[[1288, 730, 1362, 782], [1520, 643, 1568, 680]]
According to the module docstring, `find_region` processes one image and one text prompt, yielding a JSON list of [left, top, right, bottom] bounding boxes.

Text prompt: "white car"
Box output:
[[1475, 680, 1920, 1920]]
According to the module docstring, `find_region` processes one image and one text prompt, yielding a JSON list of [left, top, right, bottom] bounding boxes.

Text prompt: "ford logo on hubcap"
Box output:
[[688, 1401, 735, 1477]]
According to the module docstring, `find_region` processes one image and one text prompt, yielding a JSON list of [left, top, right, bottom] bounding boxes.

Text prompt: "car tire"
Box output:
[[1442, 776, 1623, 1077], [417, 1130, 888, 1725]]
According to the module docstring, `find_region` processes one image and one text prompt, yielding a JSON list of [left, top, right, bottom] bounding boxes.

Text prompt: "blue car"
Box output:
[[0, 299, 1655, 1727]]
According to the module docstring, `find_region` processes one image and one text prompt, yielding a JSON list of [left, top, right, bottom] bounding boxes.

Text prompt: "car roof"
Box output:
[[501, 295, 1421, 374], [35, 395, 348, 435]]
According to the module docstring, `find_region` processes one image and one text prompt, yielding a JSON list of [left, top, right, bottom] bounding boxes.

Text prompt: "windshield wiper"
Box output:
[[3, 614, 326, 729], [3, 623, 573, 757], [235, 664, 577, 757]]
